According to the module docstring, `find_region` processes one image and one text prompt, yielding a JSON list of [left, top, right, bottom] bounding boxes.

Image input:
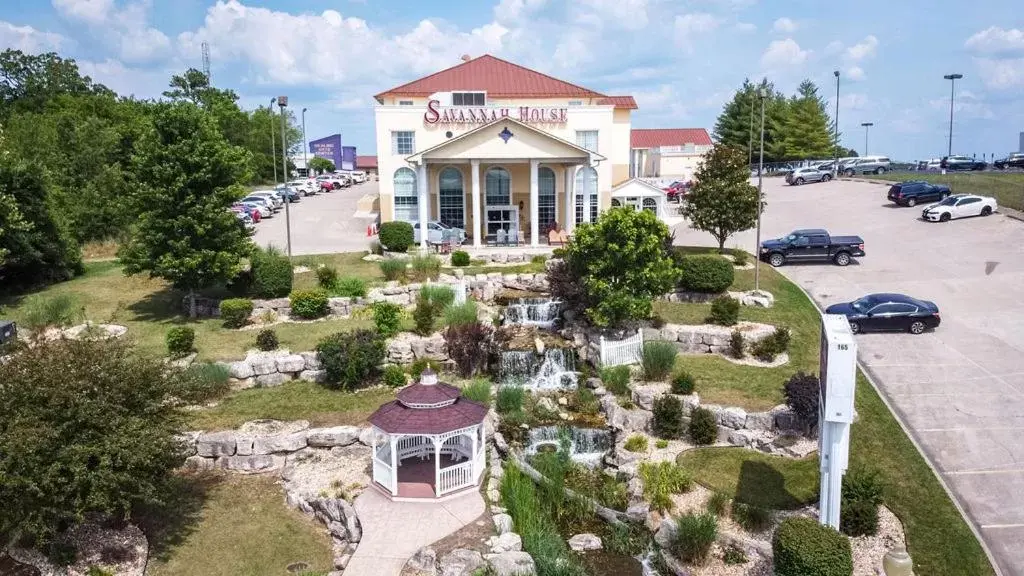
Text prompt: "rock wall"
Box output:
[[662, 289, 775, 308], [221, 349, 327, 388], [565, 321, 777, 361]]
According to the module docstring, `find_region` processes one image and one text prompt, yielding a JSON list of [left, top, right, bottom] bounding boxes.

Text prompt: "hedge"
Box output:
[[772, 517, 853, 576], [219, 298, 253, 328], [678, 254, 734, 293], [379, 221, 414, 252], [289, 289, 329, 319], [251, 247, 293, 298], [166, 326, 195, 358]]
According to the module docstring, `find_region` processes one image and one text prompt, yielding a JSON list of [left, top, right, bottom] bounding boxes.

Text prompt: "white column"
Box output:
[[582, 166, 592, 224], [529, 160, 540, 246], [433, 437, 441, 497], [470, 427, 479, 482], [417, 162, 428, 250], [564, 165, 575, 233], [389, 435, 398, 495], [471, 159, 482, 248]]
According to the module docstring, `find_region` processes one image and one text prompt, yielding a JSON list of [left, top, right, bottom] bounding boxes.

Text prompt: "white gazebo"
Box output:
[[610, 178, 672, 222], [368, 369, 488, 500]]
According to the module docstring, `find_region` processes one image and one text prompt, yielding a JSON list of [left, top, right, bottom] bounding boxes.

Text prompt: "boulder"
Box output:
[[493, 513, 514, 535], [253, 431, 308, 454], [585, 377, 603, 389], [299, 369, 326, 383], [718, 406, 747, 429], [645, 509, 663, 532], [235, 434, 254, 455], [655, 519, 679, 550], [632, 383, 670, 411], [626, 502, 650, 524], [567, 533, 602, 552], [307, 426, 360, 447], [659, 550, 692, 576], [771, 404, 800, 431], [407, 547, 437, 575], [728, 429, 758, 448], [255, 372, 290, 387], [228, 360, 254, 379], [175, 431, 201, 457], [439, 548, 485, 576], [196, 431, 236, 457], [248, 353, 279, 376], [220, 454, 284, 473], [488, 532, 522, 553], [183, 455, 219, 470], [276, 354, 306, 373], [300, 351, 322, 370], [340, 498, 362, 542], [358, 427, 376, 446], [486, 552, 536, 576], [536, 396, 557, 413], [744, 411, 774, 431]]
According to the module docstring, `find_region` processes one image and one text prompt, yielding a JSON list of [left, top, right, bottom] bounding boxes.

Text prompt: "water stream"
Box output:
[[524, 426, 611, 467], [504, 298, 562, 328], [500, 349, 578, 391]]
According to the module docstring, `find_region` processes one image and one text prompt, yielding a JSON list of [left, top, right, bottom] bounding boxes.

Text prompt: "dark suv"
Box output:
[[887, 181, 951, 207]]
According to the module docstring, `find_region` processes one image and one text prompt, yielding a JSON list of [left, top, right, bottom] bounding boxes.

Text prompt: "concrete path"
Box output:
[[251, 180, 376, 255], [345, 488, 486, 576]]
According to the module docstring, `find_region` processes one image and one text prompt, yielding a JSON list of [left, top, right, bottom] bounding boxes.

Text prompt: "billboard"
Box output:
[[341, 146, 356, 171], [309, 134, 342, 170]]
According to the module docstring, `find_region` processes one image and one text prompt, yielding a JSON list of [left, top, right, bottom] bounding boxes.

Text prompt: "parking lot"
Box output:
[[251, 180, 378, 255], [673, 177, 1024, 575]]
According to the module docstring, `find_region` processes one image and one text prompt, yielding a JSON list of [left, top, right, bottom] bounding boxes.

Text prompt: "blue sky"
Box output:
[[2, 0, 1023, 160]]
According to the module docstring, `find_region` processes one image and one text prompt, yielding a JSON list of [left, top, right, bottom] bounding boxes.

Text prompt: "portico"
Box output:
[[403, 117, 605, 249]]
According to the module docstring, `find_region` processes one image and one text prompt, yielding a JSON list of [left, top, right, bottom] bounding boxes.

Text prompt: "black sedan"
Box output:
[[825, 293, 940, 335]]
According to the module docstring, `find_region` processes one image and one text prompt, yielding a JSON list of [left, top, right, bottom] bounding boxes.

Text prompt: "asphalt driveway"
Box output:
[[673, 177, 1024, 575], [251, 180, 378, 255]]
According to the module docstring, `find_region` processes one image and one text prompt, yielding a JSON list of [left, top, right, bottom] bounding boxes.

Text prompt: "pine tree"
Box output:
[[783, 80, 834, 160], [714, 78, 791, 164]]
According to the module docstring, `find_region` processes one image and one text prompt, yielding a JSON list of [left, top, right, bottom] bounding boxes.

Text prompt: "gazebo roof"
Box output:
[[369, 369, 488, 435], [397, 381, 462, 407]]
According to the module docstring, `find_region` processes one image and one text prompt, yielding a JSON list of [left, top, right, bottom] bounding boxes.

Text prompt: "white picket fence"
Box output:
[[453, 279, 468, 305], [598, 328, 644, 367]]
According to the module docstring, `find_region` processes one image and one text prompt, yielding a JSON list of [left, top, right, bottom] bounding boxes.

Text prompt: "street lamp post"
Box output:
[[269, 98, 277, 184], [755, 87, 766, 292], [748, 90, 755, 169], [301, 107, 308, 178], [833, 70, 840, 176], [277, 96, 293, 257], [861, 122, 873, 157], [943, 73, 963, 157]]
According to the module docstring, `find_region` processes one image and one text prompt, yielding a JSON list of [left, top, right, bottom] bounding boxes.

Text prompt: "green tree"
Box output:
[[682, 145, 760, 250], [560, 208, 678, 327], [0, 338, 189, 557], [0, 49, 110, 116], [118, 101, 253, 317], [783, 80, 835, 160], [714, 78, 791, 163], [308, 156, 335, 174]]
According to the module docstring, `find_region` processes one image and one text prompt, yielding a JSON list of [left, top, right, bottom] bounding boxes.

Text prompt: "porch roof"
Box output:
[[405, 117, 606, 164], [611, 178, 667, 198]]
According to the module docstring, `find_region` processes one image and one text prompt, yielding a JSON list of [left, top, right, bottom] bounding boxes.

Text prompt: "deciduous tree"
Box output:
[[682, 145, 760, 250], [308, 156, 335, 174]]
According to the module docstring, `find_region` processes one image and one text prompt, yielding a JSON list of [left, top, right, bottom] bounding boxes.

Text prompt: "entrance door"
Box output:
[[485, 167, 515, 243], [486, 205, 519, 243]]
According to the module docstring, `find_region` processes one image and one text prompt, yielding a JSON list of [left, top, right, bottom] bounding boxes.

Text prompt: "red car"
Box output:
[[319, 181, 334, 193], [663, 181, 690, 202], [231, 203, 260, 223]]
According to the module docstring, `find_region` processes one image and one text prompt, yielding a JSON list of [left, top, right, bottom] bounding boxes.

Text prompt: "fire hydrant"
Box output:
[[882, 543, 914, 576]]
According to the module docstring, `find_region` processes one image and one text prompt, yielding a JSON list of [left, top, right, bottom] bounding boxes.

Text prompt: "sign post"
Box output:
[[818, 313, 857, 530]]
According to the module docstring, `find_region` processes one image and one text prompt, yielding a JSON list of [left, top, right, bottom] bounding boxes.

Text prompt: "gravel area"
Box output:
[[281, 443, 372, 501], [8, 523, 148, 576], [851, 505, 905, 576]]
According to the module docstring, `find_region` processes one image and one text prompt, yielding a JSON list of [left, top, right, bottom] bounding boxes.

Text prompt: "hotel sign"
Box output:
[[424, 99, 567, 126]]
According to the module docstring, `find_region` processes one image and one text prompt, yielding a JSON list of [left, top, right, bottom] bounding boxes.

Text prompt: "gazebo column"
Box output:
[[433, 436, 442, 497], [390, 434, 398, 495], [471, 426, 479, 481]]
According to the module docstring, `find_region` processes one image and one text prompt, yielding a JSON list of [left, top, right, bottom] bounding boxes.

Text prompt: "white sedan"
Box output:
[[921, 194, 997, 222], [414, 221, 467, 244]]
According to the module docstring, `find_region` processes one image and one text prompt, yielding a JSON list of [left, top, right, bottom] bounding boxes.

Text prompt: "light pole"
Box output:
[[748, 89, 755, 169], [861, 122, 873, 157], [269, 97, 277, 183], [278, 96, 293, 257], [832, 70, 840, 175], [943, 73, 963, 157], [301, 107, 309, 178], [755, 87, 766, 292]]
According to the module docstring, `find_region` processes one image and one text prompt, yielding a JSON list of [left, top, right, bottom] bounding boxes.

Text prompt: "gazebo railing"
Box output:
[[397, 436, 432, 461], [373, 458, 394, 492], [474, 445, 486, 482], [438, 460, 474, 496]]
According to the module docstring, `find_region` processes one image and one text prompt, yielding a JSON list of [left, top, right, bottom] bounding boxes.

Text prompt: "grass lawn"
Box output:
[[187, 381, 395, 431], [867, 171, 1024, 211], [145, 473, 333, 576], [676, 448, 818, 510]]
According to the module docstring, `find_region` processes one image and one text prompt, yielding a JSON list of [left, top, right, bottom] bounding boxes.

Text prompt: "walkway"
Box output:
[[345, 487, 486, 576]]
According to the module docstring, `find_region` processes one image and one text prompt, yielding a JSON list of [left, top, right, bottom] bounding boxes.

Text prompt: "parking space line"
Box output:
[[944, 469, 1024, 476]]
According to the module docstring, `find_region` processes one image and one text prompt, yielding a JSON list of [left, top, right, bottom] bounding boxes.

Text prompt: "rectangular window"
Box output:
[[452, 92, 486, 106], [575, 196, 598, 224], [391, 131, 415, 155], [576, 130, 598, 152], [399, 100, 414, 106], [568, 100, 582, 106]]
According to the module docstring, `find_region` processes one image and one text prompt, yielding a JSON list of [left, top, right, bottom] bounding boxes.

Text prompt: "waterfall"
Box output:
[[524, 426, 612, 467], [500, 348, 578, 391], [504, 298, 562, 328]]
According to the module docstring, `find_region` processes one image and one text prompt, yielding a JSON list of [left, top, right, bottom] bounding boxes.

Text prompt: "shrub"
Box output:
[[496, 385, 526, 415], [783, 372, 820, 433], [334, 277, 367, 298], [653, 395, 686, 439], [641, 341, 678, 381], [289, 289, 330, 319], [446, 322, 495, 377], [570, 387, 600, 416], [255, 328, 279, 351], [655, 439, 669, 449], [671, 512, 718, 563], [444, 301, 478, 327], [316, 329, 386, 390], [251, 246, 293, 298], [179, 362, 231, 403], [689, 407, 718, 445], [413, 294, 441, 336], [723, 545, 748, 565], [600, 365, 631, 396], [650, 313, 666, 328], [382, 364, 406, 388], [708, 295, 740, 326], [841, 467, 884, 536], [316, 265, 339, 289], [451, 250, 471, 266], [671, 370, 695, 395], [19, 293, 84, 332], [379, 258, 407, 281], [728, 329, 745, 358], [623, 435, 648, 453], [410, 254, 442, 281], [371, 302, 403, 338], [530, 254, 547, 265], [462, 379, 492, 406], [219, 298, 253, 329], [732, 502, 772, 532], [408, 357, 441, 377], [678, 254, 734, 293], [752, 326, 791, 362], [420, 284, 455, 308], [707, 492, 730, 516], [640, 461, 692, 513], [773, 517, 853, 576], [165, 326, 195, 358], [731, 248, 750, 267], [378, 221, 414, 252]]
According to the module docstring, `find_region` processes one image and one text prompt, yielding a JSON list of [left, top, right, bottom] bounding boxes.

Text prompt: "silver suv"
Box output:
[[786, 166, 833, 185], [840, 156, 890, 176]]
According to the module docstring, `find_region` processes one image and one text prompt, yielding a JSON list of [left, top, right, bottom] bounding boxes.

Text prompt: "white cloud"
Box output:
[[52, 0, 170, 63], [633, 84, 689, 118], [839, 93, 868, 111], [0, 21, 67, 52], [674, 13, 720, 51], [578, 0, 649, 30], [846, 66, 865, 81], [760, 38, 808, 70], [77, 57, 168, 98], [734, 22, 756, 33], [973, 57, 1024, 89], [928, 89, 994, 119], [51, 0, 112, 24], [965, 27, 1024, 55], [494, 0, 546, 23], [845, 35, 878, 61], [772, 17, 798, 33], [825, 40, 844, 55]]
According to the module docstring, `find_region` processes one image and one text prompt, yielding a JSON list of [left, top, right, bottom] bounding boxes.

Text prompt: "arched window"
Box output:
[[611, 199, 622, 207], [574, 166, 598, 224], [394, 167, 418, 222], [642, 197, 658, 214], [538, 167, 556, 233], [485, 167, 511, 205], [439, 167, 464, 229]]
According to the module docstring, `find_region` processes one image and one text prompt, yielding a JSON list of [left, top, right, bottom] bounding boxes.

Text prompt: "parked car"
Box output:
[[663, 181, 688, 201], [248, 191, 282, 209], [240, 199, 272, 218], [318, 181, 335, 193], [272, 186, 302, 203], [840, 156, 891, 176], [233, 210, 254, 230], [994, 152, 1024, 170], [921, 194, 997, 222], [941, 155, 987, 171], [786, 166, 833, 185], [231, 203, 261, 223], [413, 221, 467, 244], [759, 228, 865, 267], [287, 180, 317, 196], [825, 293, 940, 335], [886, 181, 951, 207]]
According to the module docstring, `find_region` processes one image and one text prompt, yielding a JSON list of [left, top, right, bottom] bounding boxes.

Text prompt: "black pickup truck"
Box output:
[[759, 229, 865, 267]]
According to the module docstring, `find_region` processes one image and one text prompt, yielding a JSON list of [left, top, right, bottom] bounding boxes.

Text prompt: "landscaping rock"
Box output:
[[220, 454, 284, 473], [586, 377, 603, 389], [300, 351, 321, 370], [632, 383, 670, 411], [358, 426, 376, 446], [492, 513, 514, 535], [654, 517, 677, 549], [253, 431, 308, 454], [678, 393, 700, 415], [276, 354, 306, 373], [728, 429, 758, 448], [567, 533, 602, 552], [439, 548, 485, 576], [228, 360, 254, 379], [627, 477, 644, 499], [718, 406, 747, 429], [744, 411, 774, 431], [307, 426, 360, 447], [488, 532, 522, 553], [183, 455, 219, 470], [299, 369, 326, 383], [486, 551, 536, 576], [771, 404, 800, 431], [175, 431, 200, 457], [626, 502, 650, 524], [645, 509, 663, 532], [659, 549, 692, 576], [493, 432, 509, 455], [247, 353, 279, 376], [235, 434, 254, 455], [407, 546, 438, 575], [255, 372, 290, 387], [196, 431, 236, 457]]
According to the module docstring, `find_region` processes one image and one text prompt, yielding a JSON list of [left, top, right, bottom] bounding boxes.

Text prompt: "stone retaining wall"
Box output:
[[565, 321, 778, 363], [662, 289, 774, 308]]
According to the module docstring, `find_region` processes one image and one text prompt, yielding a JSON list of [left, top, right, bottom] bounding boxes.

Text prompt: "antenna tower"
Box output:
[[201, 42, 211, 81]]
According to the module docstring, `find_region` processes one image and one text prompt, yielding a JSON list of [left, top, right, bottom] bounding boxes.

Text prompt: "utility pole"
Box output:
[[833, 70, 840, 175], [861, 122, 873, 157], [748, 89, 755, 168], [278, 96, 293, 257], [301, 107, 309, 177], [755, 88, 766, 292], [269, 98, 277, 184], [943, 73, 963, 157]]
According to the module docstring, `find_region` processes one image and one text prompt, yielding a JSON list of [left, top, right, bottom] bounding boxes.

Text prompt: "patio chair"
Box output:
[[507, 229, 519, 246], [495, 229, 507, 246]]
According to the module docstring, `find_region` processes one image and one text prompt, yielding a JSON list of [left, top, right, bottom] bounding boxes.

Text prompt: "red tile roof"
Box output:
[[356, 155, 377, 169], [597, 96, 638, 110], [368, 397, 488, 435], [631, 128, 713, 149], [375, 54, 607, 102]]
